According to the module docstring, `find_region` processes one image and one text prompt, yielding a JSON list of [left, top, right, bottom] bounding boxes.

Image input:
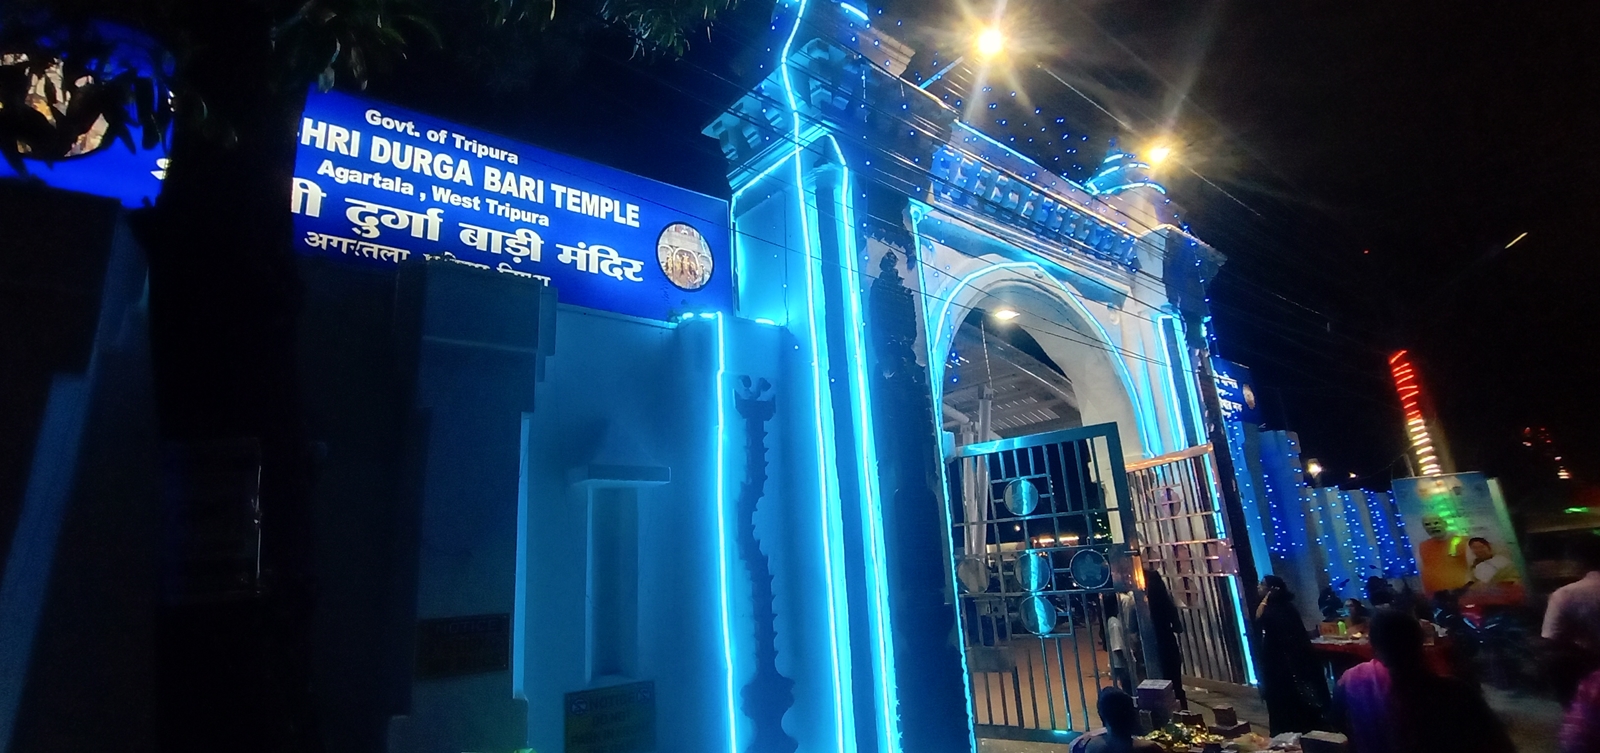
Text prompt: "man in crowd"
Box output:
[[1544, 545, 1600, 655], [1070, 687, 1160, 753], [1545, 543, 1600, 708]]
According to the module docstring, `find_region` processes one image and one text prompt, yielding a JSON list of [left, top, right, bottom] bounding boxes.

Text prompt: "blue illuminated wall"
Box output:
[[511, 307, 767, 753], [1252, 429, 1419, 623]]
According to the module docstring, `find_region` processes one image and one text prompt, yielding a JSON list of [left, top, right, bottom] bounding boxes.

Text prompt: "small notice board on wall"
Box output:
[[564, 680, 655, 753]]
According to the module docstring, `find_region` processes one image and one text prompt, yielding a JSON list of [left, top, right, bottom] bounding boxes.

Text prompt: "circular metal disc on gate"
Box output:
[[1016, 550, 1053, 592], [1019, 595, 1057, 635], [1069, 549, 1111, 589], [1002, 479, 1040, 517], [956, 557, 990, 593]]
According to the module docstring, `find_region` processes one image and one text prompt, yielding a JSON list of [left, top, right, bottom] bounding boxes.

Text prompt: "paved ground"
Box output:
[[1484, 686, 1564, 752], [978, 738, 1073, 753], [974, 680, 1567, 752]]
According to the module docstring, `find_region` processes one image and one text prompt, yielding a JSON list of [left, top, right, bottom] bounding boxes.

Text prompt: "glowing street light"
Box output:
[[1146, 145, 1173, 165], [992, 308, 1020, 321], [976, 27, 1006, 58], [920, 22, 1008, 90]]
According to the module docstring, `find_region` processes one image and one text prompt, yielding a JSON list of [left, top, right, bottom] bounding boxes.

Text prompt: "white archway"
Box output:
[[919, 255, 1160, 459]]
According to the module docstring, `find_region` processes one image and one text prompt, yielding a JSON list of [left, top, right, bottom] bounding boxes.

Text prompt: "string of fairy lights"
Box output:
[[1255, 429, 1418, 586]]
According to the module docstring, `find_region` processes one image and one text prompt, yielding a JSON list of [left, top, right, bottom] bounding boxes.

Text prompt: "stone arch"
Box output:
[[924, 257, 1154, 458]]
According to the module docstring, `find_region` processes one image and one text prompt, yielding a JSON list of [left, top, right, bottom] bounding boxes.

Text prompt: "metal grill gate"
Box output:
[[946, 424, 1158, 741], [1127, 444, 1251, 686]]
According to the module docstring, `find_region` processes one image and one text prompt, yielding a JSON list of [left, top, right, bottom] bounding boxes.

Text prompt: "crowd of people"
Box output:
[[1249, 543, 1600, 752]]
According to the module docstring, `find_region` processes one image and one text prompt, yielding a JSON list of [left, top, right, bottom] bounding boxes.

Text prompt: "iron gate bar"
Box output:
[[1128, 444, 1251, 687], [950, 424, 1165, 741]]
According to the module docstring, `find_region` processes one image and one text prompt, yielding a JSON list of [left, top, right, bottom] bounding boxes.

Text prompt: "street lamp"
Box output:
[[976, 27, 1006, 58], [920, 23, 1007, 90], [1145, 144, 1173, 166]]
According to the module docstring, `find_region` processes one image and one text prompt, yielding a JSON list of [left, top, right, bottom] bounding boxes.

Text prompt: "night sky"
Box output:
[[376, 0, 1599, 505]]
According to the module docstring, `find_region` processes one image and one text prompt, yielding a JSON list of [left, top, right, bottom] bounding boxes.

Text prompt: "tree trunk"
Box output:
[[128, 3, 319, 751]]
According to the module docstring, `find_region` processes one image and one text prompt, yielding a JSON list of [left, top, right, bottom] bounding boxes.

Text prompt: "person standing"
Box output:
[[1143, 567, 1187, 708], [1334, 608, 1514, 753], [1255, 575, 1326, 733], [1102, 592, 1136, 693], [1543, 552, 1600, 655], [1543, 545, 1600, 706]]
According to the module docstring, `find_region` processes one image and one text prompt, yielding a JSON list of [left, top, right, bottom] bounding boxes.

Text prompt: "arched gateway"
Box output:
[[4, 3, 1268, 753], [705, 3, 1259, 747]]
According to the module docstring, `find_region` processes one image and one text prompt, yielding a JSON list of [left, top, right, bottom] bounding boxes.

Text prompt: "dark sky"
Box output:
[[1072, 1, 1600, 497], [378, 0, 1600, 502]]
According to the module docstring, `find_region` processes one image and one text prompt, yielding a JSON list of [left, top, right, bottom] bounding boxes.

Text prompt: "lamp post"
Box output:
[[918, 25, 1005, 90]]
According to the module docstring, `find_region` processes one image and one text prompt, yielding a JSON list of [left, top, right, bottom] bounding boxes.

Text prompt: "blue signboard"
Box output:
[[1212, 358, 1261, 425], [291, 90, 730, 321]]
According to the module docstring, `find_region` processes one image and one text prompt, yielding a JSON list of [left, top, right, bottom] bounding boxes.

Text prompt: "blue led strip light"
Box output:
[[839, 1, 870, 22], [1156, 315, 1190, 453], [827, 134, 903, 753], [730, 153, 797, 207], [710, 312, 739, 753], [730, 154, 797, 327], [926, 260, 1158, 456], [909, 211, 981, 753], [1191, 322, 1259, 686], [779, 2, 854, 750]]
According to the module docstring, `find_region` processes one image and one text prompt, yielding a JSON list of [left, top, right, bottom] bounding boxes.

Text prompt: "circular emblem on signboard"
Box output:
[[657, 223, 714, 291]]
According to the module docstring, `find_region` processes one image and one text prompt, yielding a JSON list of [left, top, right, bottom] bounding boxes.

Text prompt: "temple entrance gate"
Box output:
[[1126, 445, 1254, 687], [945, 424, 1162, 742]]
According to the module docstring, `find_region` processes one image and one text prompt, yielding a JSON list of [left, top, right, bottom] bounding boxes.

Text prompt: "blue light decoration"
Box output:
[[1157, 315, 1196, 450], [778, 2, 855, 750], [730, 153, 796, 327], [825, 134, 903, 753], [1190, 332, 1258, 686], [1084, 150, 1167, 197], [925, 133, 1143, 270], [1338, 491, 1378, 582], [906, 201, 980, 752], [1381, 493, 1420, 576], [1256, 434, 1419, 589], [290, 89, 732, 322], [710, 311, 738, 753], [923, 259, 1158, 457]]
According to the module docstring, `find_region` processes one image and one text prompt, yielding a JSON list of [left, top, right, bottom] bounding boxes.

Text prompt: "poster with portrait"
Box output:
[[1392, 472, 1527, 606]]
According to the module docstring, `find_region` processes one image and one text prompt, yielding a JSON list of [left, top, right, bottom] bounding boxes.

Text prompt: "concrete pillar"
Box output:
[[386, 261, 552, 753]]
